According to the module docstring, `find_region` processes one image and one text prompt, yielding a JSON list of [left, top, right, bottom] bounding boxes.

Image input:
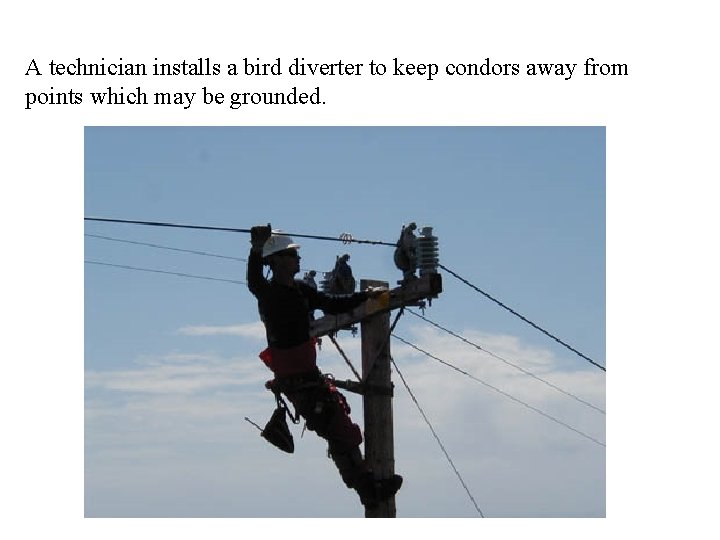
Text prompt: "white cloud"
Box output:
[[176, 321, 266, 339], [392, 326, 606, 447], [85, 351, 269, 395]]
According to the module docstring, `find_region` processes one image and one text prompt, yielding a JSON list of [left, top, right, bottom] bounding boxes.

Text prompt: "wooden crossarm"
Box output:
[[309, 272, 442, 338]]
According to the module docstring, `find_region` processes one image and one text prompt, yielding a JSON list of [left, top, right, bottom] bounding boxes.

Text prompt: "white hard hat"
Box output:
[[262, 231, 301, 258]]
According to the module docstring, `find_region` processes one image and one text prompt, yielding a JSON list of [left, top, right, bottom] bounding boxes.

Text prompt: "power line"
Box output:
[[85, 233, 248, 262], [390, 354, 485, 517], [86, 218, 604, 374], [87, 258, 605, 423], [84, 217, 396, 246], [392, 334, 605, 448], [406, 309, 605, 414], [438, 263, 606, 372], [87, 257, 605, 424], [85, 260, 246, 286], [85, 232, 320, 274]]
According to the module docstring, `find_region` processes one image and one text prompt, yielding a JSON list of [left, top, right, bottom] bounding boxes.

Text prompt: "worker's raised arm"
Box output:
[[246, 224, 272, 297]]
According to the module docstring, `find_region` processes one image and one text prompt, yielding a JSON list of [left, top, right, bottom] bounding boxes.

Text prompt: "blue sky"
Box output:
[[84, 126, 605, 517]]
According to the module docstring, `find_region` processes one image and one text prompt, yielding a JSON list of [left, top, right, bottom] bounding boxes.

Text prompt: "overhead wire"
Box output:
[[438, 263, 606, 372], [86, 223, 604, 409], [85, 233, 248, 262], [84, 217, 396, 246], [406, 309, 605, 414], [86, 257, 605, 434], [84, 260, 246, 286], [86, 216, 603, 374], [385, 310, 484, 516], [392, 334, 605, 448], [85, 232, 317, 274], [85, 218, 605, 516], [90, 252, 602, 421], [391, 353, 485, 517], [86, 224, 604, 410]]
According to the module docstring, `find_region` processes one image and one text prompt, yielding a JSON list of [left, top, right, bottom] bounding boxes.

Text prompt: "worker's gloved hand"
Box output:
[[365, 286, 388, 298], [364, 287, 390, 314], [251, 224, 272, 251]]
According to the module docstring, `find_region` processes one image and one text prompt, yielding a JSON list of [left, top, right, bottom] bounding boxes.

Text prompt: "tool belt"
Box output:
[[256, 343, 361, 453], [266, 368, 354, 437], [267, 367, 323, 394]]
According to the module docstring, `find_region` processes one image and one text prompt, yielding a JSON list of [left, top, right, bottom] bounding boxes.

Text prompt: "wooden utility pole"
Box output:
[[360, 279, 395, 518], [309, 272, 441, 517]]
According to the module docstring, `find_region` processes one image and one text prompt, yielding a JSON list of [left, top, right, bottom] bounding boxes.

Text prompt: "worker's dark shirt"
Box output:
[[247, 249, 368, 349]]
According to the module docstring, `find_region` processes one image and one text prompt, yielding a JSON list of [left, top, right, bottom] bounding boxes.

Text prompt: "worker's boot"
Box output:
[[354, 472, 403, 509], [378, 474, 403, 500], [330, 446, 404, 508]]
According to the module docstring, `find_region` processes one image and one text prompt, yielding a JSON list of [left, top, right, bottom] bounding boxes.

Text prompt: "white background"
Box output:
[[2, 0, 719, 538]]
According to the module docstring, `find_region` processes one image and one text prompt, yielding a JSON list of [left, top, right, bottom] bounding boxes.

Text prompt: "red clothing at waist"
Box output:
[[259, 338, 318, 377]]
